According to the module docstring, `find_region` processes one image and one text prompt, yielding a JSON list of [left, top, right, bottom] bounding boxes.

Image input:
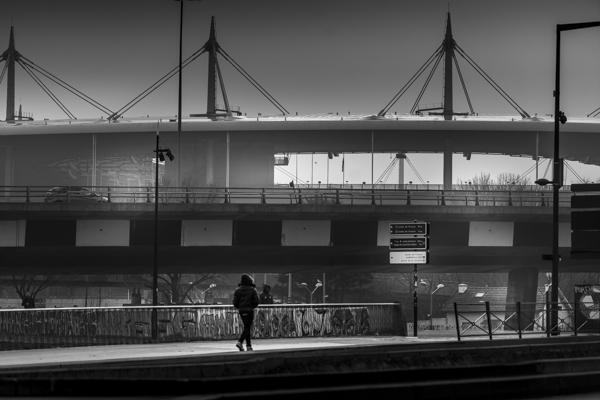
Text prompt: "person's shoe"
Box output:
[[235, 342, 244, 351], [246, 346, 253, 351]]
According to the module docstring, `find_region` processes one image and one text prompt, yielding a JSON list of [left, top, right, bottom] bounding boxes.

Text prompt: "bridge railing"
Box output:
[[0, 185, 572, 207], [0, 303, 404, 350], [453, 300, 599, 341]]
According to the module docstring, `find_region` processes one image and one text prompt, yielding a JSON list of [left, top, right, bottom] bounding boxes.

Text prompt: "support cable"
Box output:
[[217, 46, 289, 114], [564, 160, 585, 183], [378, 44, 444, 116], [375, 158, 398, 183], [587, 106, 600, 118], [517, 161, 539, 181], [109, 47, 207, 120], [410, 51, 444, 114], [542, 158, 552, 179], [453, 53, 475, 114], [275, 166, 308, 184], [18, 61, 76, 119], [376, 158, 396, 183], [455, 45, 530, 118], [405, 156, 426, 184], [455, 45, 527, 117], [217, 46, 288, 114], [455, 46, 524, 116], [0, 62, 7, 86], [19, 55, 113, 116], [214, 55, 231, 115]]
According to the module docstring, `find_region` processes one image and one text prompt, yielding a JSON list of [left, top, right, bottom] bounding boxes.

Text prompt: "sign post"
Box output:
[[389, 221, 430, 337]]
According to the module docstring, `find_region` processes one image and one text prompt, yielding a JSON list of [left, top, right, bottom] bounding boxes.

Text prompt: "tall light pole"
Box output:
[[174, 0, 204, 188], [297, 281, 323, 304], [537, 21, 600, 335], [176, 0, 183, 188], [152, 121, 174, 340]]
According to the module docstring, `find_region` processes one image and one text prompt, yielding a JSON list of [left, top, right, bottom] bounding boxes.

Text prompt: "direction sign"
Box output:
[[389, 222, 428, 235], [390, 251, 429, 264], [389, 237, 428, 250]]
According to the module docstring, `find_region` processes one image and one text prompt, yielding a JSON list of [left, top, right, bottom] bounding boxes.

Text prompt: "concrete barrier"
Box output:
[[0, 303, 405, 349]]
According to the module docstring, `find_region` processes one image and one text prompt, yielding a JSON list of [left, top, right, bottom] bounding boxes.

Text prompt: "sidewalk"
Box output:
[[0, 336, 447, 370]]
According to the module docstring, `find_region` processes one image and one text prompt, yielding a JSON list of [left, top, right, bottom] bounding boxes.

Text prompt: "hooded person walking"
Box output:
[[233, 274, 259, 351]]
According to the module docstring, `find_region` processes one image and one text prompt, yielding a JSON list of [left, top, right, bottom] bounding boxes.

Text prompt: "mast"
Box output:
[[442, 13, 454, 121]]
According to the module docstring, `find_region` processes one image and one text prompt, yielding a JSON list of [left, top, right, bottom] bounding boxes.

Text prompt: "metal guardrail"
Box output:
[[0, 303, 403, 350], [0, 185, 572, 207], [454, 300, 600, 341]]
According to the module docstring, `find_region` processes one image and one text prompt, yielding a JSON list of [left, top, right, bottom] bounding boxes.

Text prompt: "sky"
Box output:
[[1, 0, 600, 184]]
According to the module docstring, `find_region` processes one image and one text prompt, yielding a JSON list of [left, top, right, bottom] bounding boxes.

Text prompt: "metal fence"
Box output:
[[454, 300, 600, 341], [0, 185, 572, 207], [0, 303, 404, 350]]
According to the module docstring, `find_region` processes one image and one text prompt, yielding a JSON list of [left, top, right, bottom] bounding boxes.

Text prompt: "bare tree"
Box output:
[[13, 275, 54, 308], [129, 273, 215, 305], [458, 172, 530, 191]]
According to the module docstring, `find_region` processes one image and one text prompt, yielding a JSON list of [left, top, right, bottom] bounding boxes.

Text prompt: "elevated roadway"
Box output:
[[0, 185, 579, 275]]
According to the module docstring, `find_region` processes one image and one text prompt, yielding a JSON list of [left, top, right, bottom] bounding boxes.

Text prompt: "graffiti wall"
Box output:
[[0, 304, 404, 348]]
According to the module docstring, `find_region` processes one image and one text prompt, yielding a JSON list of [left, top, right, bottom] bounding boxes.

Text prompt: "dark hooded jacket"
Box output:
[[233, 274, 259, 312]]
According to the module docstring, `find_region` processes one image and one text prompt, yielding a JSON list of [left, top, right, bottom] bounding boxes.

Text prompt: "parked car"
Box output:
[[44, 186, 108, 203]]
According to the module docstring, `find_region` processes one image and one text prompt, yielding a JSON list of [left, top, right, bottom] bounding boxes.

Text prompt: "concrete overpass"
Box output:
[[0, 186, 577, 275]]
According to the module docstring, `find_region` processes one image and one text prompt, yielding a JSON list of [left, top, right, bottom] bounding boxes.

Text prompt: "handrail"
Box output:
[[0, 185, 572, 207], [454, 300, 599, 341]]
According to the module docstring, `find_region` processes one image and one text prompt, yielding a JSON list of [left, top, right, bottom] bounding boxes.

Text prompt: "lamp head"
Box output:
[[535, 178, 552, 186], [166, 149, 175, 161], [558, 111, 567, 125]]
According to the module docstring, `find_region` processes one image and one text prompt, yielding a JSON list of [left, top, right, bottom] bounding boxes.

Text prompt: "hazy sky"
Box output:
[[1, 0, 600, 184]]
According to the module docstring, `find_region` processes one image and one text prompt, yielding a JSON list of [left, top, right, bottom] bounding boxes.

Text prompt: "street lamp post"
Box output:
[[429, 283, 445, 330], [176, 0, 183, 188], [174, 0, 204, 188], [536, 20, 600, 335], [152, 122, 174, 340], [200, 283, 216, 303], [297, 281, 323, 304]]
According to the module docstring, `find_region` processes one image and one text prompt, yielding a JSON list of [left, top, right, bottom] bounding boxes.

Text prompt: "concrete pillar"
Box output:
[[397, 155, 404, 185], [205, 140, 214, 186], [506, 267, 539, 331], [443, 151, 452, 190]]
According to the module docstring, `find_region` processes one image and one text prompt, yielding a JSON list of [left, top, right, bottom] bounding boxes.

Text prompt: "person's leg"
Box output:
[[236, 312, 246, 351], [244, 312, 254, 349]]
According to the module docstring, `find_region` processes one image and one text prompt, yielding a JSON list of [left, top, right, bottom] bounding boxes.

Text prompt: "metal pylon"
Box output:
[[109, 16, 288, 121], [202, 16, 232, 118], [377, 12, 530, 119], [442, 13, 455, 120], [0, 26, 114, 122], [3, 27, 17, 122]]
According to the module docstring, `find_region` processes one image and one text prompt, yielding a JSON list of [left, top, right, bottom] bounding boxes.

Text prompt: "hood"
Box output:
[[239, 274, 255, 287]]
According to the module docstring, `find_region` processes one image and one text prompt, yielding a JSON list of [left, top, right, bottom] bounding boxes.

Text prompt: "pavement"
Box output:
[[0, 335, 449, 370]]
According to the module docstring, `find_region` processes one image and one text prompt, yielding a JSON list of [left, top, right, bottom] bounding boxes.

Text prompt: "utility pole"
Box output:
[[176, 0, 185, 187]]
